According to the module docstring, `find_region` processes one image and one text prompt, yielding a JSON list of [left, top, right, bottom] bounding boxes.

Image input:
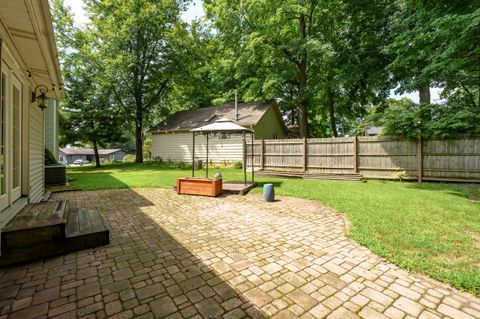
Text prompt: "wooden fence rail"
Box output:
[[246, 136, 480, 182]]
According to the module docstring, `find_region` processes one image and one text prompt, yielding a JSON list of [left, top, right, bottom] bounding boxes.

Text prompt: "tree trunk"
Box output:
[[298, 99, 308, 138], [298, 12, 308, 138], [133, 29, 144, 164], [328, 90, 338, 137], [419, 85, 431, 104], [290, 108, 296, 126], [135, 110, 143, 163], [93, 140, 101, 167]]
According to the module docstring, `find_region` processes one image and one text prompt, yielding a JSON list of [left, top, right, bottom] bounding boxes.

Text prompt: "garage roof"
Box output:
[[151, 100, 275, 133]]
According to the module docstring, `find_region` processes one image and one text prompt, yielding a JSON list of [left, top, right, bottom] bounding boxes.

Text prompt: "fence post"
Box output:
[[303, 137, 307, 172], [260, 139, 265, 170], [353, 136, 359, 173], [417, 137, 423, 183]]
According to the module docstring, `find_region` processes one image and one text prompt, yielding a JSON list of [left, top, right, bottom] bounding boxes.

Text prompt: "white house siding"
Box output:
[[253, 106, 287, 139], [44, 100, 57, 159], [152, 133, 245, 163], [29, 104, 44, 203], [59, 151, 127, 163], [110, 151, 127, 161]]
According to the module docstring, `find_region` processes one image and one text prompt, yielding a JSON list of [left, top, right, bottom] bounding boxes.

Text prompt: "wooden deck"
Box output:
[[222, 181, 258, 195], [0, 201, 109, 266], [255, 170, 364, 182]]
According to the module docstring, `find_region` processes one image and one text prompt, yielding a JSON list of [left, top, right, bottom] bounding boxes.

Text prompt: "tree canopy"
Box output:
[[52, 0, 126, 167], [53, 0, 480, 159]]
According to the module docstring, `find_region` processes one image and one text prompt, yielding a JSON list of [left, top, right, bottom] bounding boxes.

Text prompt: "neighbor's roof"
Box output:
[[59, 148, 123, 155], [191, 118, 253, 133], [151, 100, 279, 133], [367, 126, 383, 136]]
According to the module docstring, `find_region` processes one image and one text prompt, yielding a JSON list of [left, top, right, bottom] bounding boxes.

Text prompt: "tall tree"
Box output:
[[380, 1, 480, 140], [309, 0, 397, 136], [388, 1, 479, 106], [84, 0, 189, 163], [205, 0, 327, 137], [205, 0, 397, 137], [52, 0, 126, 167]]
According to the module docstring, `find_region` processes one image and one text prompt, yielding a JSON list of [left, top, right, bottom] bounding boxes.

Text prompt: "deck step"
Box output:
[[65, 208, 109, 252], [222, 182, 258, 195], [0, 202, 109, 267], [42, 191, 52, 202], [2, 201, 69, 247]]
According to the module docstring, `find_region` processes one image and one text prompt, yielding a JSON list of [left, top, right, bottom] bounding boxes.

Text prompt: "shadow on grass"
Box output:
[[0, 187, 267, 318], [67, 172, 131, 190], [68, 162, 189, 172], [404, 180, 480, 200]]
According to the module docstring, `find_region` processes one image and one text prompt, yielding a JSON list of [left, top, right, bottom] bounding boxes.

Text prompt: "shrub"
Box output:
[[45, 148, 58, 165], [233, 160, 243, 169], [152, 156, 163, 162], [122, 154, 136, 163], [392, 170, 407, 182], [176, 162, 191, 169]]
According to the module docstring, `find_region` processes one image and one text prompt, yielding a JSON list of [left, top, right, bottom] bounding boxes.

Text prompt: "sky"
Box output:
[[64, 0, 205, 25], [63, 0, 441, 103]]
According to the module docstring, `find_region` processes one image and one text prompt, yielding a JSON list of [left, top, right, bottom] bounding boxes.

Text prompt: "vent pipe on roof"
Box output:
[[235, 89, 239, 121]]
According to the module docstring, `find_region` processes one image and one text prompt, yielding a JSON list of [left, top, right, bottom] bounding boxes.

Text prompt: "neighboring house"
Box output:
[[0, 0, 63, 230], [364, 125, 383, 136], [59, 148, 128, 163], [45, 99, 59, 160], [287, 125, 300, 138], [150, 100, 288, 163]]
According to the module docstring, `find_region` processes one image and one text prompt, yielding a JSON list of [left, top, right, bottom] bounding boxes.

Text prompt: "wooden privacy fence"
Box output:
[[245, 136, 480, 182]]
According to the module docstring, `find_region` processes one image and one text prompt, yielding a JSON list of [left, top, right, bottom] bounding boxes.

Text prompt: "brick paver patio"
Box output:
[[0, 188, 479, 319]]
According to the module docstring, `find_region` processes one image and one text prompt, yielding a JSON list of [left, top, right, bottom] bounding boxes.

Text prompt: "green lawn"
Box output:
[[66, 162, 480, 296]]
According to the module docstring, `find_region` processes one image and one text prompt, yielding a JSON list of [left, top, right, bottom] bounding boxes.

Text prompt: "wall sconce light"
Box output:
[[31, 85, 48, 110]]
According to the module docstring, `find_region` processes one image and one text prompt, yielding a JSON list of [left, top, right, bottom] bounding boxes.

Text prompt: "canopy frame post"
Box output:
[[251, 132, 255, 183], [243, 131, 247, 185], [206, 133, 209, 178], [192, 132, 195, 177], [189, 118, 256, 192]]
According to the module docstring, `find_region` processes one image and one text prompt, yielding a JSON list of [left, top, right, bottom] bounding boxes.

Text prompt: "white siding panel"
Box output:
[[152, 133, 245, 163], [44, 100, 57, 159], [29, 104, 44, 203], [253, 105, 287, 139]]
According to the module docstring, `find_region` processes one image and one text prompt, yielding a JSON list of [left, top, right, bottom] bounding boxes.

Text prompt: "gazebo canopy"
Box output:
[[189, 118, 255, 185], [191, 118, 253, 133]]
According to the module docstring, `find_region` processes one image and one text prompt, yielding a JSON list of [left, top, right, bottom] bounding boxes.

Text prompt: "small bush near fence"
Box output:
[[233, 160, 243, 169]]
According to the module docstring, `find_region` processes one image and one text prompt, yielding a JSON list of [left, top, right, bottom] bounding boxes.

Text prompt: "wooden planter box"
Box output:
[[45, 165, 67, 187], [176, 178, 222, 197]]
